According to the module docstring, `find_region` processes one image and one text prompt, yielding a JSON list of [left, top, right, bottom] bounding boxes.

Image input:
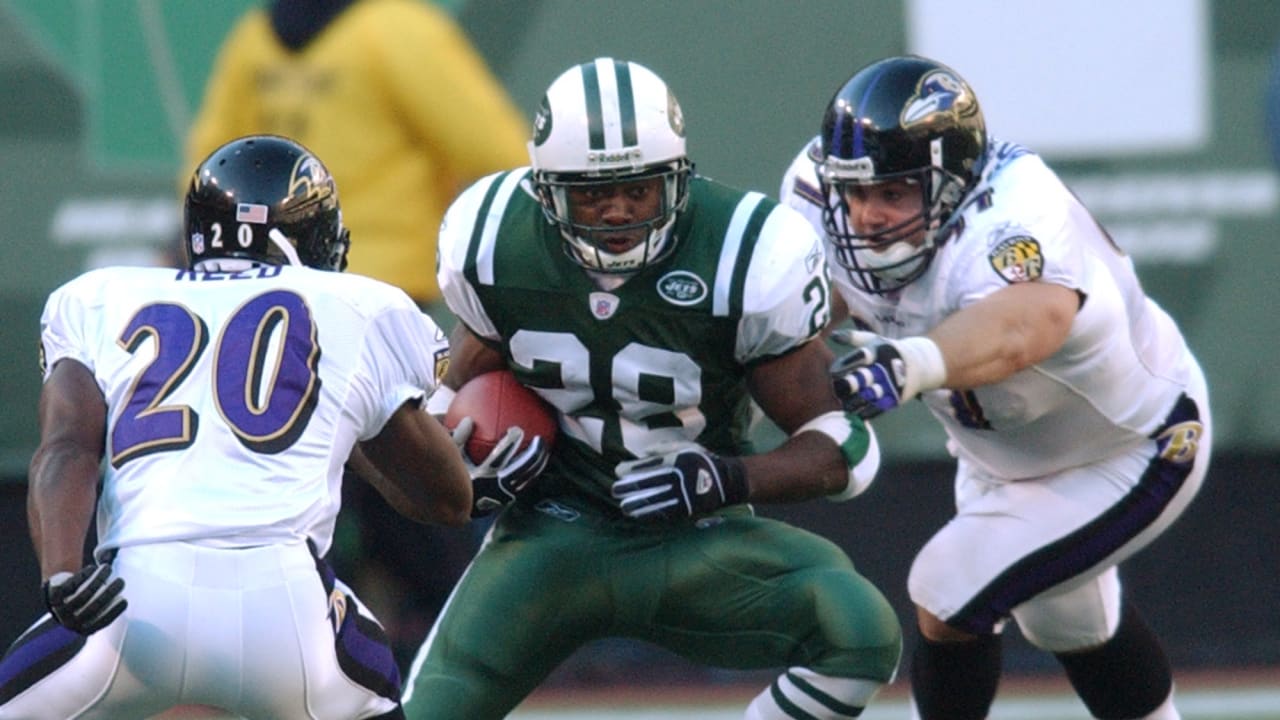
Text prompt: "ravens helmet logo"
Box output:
[[901, 70, 979, 128]]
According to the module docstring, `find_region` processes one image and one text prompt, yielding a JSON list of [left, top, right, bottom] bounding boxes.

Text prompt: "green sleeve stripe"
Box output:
[[839, 414, 872, 468], [465, 170, 527, 288], [712, 191, 765, 317]]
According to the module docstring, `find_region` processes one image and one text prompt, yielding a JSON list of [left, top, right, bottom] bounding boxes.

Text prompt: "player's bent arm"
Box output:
[[424, 326, 505, 417], [823, 292, 850, 338], [927, 280, 1080, 389], [441, 324, 508, 390], [27, 359, 106, 579], [742, 340, 861, 502], [360, 400, 472, 526]]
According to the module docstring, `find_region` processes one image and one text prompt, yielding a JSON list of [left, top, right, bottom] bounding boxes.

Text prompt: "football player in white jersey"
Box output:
[[0, 135, 472, 719], [781, 56, 1211, 720]]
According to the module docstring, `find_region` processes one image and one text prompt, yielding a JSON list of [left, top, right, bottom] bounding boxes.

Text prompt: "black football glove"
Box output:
[[612, 447, 748, 521], [43, 563, 127, 635], [452, 416, 550, 517]]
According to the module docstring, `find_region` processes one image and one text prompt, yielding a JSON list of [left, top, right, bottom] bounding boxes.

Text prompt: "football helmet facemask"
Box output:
[[184, 135, 350, 271], [528, 57, 692, 274], [814, 55, 986, 293]]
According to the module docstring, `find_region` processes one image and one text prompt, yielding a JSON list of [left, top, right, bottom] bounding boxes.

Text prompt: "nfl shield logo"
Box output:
[[589, 292, 620, 320]]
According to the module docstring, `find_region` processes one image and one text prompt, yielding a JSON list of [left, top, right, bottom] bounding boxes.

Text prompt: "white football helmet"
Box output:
[[528, 57, 692, 273]]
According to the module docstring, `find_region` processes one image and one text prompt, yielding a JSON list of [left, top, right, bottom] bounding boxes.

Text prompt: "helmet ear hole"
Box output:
[[815, 55, 986, 294], [185, 135, 348, 272]]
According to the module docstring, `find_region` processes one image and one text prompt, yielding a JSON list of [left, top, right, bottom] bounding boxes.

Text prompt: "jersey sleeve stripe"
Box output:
[[713, 191, 765, 317], [466, 170, 528, 287], [793, 176, 825, 208]]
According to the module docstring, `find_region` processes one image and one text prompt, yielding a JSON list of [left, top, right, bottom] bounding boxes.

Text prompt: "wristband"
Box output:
[[794, 410, 880, 501], [425, 385, 456, 419], [897, 336, 947, 398]]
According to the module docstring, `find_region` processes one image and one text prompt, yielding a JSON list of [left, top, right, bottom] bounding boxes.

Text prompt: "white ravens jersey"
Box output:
[[39, 264, 448, 557], [783, 137, 1196, 479]]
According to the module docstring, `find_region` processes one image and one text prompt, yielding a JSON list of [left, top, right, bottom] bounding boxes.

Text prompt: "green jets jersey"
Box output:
[[437, 168, 832, 508]]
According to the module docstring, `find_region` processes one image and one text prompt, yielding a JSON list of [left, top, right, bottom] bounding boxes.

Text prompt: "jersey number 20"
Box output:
[[109, 290, 321, 468]]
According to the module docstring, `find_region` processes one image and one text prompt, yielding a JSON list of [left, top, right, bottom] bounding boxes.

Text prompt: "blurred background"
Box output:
[[1, 0, 1276, 702]]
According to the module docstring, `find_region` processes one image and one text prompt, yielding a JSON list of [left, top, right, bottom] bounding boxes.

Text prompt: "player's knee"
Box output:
[[1054, 601, 1173, 719], [1016, 569, 1122, 653], [819, 571, 901, 656]]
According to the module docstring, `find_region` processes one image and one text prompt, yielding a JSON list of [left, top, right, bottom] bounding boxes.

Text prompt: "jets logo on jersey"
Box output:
[[590, 292, 620, 319], [656, 270, 707, 306], [901, 70, 978, 128], [989, 236, 1044, 283]]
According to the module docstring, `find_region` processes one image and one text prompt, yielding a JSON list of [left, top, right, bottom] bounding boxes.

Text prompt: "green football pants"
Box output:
[[402, 500, 901, 719]]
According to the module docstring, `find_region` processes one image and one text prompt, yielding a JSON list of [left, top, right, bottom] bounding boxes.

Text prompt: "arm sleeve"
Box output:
[[39, 277, 96, 382], [350, 299, 450, 441], [735, 206, 832, 363], [436, 174, 506, 341]]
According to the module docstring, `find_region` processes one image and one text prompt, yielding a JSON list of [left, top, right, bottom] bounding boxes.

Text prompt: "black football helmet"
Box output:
[[184, 135, 349, 271], [813, 55, 986, 293]]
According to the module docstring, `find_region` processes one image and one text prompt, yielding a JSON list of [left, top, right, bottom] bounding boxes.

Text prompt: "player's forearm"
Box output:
[[27, 445, 99, 578], [361, 401, 473, 526], [739, 431, 850, 503], [927, 282, 1077, 389]]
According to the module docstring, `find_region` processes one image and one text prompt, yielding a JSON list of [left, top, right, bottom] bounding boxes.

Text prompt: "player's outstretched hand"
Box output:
[[830, 330, 946, 419], [452, 416, 550, 517], [43, 563, 127, 635], [613, 447, 747, 521]]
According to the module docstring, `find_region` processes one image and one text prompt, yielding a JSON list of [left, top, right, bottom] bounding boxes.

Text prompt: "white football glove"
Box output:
[[830, 330, 946, 418]]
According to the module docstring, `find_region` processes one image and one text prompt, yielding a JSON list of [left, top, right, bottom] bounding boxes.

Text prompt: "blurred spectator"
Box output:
[[182, 0, 529, 667], [184, 0, 529, 318]]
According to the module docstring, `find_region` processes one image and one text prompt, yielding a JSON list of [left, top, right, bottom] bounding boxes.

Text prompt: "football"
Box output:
[[443, 370, 558, 464]]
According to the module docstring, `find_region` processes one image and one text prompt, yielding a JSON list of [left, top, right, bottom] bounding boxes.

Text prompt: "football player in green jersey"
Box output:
[[402, 58, 902, 720]]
